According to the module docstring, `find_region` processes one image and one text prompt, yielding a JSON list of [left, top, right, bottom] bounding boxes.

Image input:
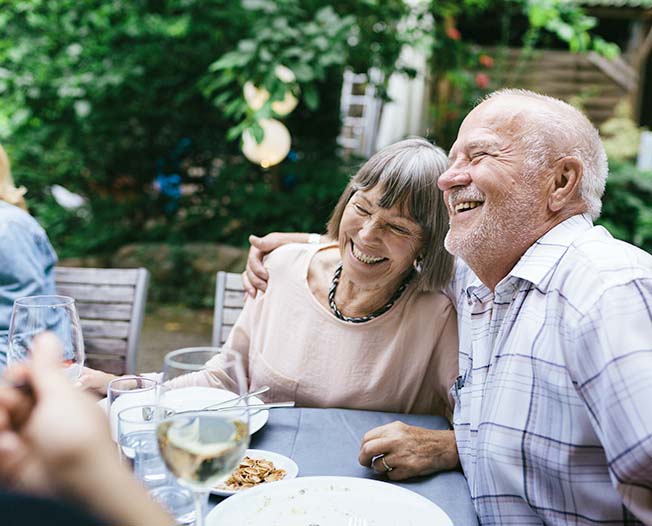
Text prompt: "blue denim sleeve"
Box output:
[[0, 216, 57, 368]]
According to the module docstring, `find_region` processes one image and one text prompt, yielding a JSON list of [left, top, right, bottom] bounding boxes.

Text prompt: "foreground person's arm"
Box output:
[[0, 333, 173, 526], [358, 423, 459, 481]]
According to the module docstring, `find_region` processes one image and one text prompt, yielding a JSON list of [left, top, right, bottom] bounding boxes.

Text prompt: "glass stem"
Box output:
[[192, 489, 210, 526]]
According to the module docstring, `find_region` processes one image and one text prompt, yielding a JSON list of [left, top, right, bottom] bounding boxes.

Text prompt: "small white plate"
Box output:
[[206, 476, 453, 526], [100, 386, 269, 441], [211, 448, 299, 497]]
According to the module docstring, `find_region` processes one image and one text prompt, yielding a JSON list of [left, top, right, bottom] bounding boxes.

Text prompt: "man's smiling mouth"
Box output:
[[454, 201, 483, 213]]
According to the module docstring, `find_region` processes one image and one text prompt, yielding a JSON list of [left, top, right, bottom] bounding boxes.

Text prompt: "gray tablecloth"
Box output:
[[211, 407, 478, 525]]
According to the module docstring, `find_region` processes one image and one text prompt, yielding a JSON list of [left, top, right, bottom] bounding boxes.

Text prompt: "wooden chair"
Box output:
[[212, 271, 245, 347], [54, 266, 150, 375]]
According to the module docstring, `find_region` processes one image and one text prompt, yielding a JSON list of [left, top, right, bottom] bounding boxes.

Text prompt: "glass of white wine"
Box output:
[[156, 348, 249, 526]]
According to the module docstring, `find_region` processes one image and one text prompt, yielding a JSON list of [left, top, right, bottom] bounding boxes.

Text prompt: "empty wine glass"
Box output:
[[8, 295, 84, 380], [156, 347, 250, 526], [108, 376, 159, 441]]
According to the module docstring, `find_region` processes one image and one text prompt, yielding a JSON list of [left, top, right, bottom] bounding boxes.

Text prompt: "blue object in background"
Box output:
[[154, 138, 192, 214]]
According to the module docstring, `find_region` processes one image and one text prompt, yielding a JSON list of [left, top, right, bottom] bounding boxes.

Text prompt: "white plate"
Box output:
[[211, 448, 299, 497], [206, 476, 453, 526], [100, 386, 269, 441]]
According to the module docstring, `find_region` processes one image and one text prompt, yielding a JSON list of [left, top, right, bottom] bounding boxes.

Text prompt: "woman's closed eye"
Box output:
[[354, 203, 371, 215], [387, 224, 411, 236]]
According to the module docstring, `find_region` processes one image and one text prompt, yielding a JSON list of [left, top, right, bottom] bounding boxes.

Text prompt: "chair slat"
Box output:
[[213, 271, 245, 347], [55, 267, 140, 286], [223, 290, 245, 308], [84, 337, 128, 356], [225, 273, 244, 290], [75, 302, 133, 321], [80, 319, 130, 339], [56, 283, 136, 303], [222, 307, 241, 325]]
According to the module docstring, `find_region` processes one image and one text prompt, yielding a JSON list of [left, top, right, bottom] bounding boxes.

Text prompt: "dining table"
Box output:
[[208, 407, 479, 525]]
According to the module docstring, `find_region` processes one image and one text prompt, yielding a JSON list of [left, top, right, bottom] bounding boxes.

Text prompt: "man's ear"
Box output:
[[548, 156, 583, 213]]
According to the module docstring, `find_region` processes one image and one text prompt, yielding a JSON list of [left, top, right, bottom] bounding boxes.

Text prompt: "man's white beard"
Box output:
[[444, 197, 540, 271]]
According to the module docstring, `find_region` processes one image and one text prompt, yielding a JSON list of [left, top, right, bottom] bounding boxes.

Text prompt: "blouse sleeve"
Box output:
[[414, 296, 459, 418], [160, 294, 259, 391]]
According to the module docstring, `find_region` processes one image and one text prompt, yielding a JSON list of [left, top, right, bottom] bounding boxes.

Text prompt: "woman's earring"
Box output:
[[413, 255, 423, 273]]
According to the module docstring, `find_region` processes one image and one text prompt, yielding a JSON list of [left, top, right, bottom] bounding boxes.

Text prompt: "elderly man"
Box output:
[[244, 89, 652, 524]]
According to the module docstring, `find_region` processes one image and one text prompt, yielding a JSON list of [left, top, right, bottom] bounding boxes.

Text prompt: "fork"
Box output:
[[176, 400, 295, 416], [202, 385, 271, 410], [209, 401, 295, 415]]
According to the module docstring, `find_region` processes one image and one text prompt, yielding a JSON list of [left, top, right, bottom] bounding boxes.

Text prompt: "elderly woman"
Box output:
[[0, 145, 58, 370], [83, 138, 458, 416]]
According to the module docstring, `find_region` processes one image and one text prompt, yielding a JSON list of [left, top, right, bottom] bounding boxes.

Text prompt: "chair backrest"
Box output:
[[54, 266, 150, 375], [212, 271, 245, 347]]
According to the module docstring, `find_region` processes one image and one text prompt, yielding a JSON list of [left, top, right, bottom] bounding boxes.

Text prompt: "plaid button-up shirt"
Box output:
[[448, 214, 652, 525]]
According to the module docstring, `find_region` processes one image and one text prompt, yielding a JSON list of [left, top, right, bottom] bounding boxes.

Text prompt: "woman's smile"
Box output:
[[350, 240, 387, 265]]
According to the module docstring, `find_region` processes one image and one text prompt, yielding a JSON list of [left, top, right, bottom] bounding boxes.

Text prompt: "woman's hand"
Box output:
[[243, 232, 313, 297], [358, 421, 459, 480], [77, 367, 118, 396]]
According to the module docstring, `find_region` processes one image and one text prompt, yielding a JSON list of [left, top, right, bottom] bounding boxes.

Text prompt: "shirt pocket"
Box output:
[[450, 369, 470, 425], [250, 350, 299, 403]]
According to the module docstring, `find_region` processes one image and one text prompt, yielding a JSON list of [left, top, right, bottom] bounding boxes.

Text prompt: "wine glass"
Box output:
[[156, 347, 250, 526], [8, 295, 84, 380], [118, 404, 174, 484], [107, 376, 159, 441], [118, 404, 195, 524]]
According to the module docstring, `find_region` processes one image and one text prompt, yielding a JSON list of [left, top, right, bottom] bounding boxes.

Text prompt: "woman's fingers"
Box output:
[[245, 236, 269, 296]]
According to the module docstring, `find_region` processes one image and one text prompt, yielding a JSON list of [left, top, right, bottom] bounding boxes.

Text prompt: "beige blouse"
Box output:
[[173, 243, 459, 415]]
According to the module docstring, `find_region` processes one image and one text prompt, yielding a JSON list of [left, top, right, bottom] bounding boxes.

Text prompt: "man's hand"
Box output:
[[358, 422, 459, 480], [243, 232, 313, 297]]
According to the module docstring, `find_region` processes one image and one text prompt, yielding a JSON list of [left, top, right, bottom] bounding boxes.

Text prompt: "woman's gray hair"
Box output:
[[327, 137, 454, 291]]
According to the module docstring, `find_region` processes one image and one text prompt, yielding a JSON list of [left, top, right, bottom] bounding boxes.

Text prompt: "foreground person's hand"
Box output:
[[243, 232, 313, 297], [358, 422, 459, 480], [0, 333, 172, 526]]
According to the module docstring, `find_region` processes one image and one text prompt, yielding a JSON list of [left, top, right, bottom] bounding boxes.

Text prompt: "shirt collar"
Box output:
[[507, 213, 594, 292], [463, 214, 594, 300]]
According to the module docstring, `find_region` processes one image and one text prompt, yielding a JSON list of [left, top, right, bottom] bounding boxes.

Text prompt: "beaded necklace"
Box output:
[[327, 262, 413, 323]]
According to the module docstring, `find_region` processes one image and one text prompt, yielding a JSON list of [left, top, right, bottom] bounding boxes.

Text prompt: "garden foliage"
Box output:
[[0, 0, 647, 264], [0, 0, 410, 257]]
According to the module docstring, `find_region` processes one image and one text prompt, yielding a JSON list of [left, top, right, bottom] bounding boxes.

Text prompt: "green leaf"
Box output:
[[292, 63, 314, 82], [303, 84, 319, 111], [209, 51, 250, 71], [250, 121, 264, 144], [238, 39, 257, 54]]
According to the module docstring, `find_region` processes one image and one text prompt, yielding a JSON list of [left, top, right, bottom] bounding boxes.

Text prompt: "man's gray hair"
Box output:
[[327, 137, 454, 291], [486, 89, 608, 219]]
